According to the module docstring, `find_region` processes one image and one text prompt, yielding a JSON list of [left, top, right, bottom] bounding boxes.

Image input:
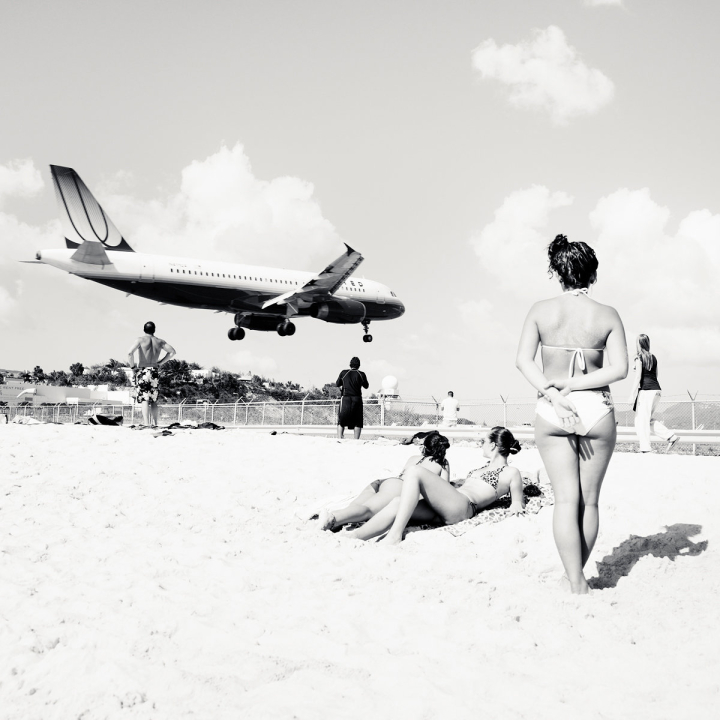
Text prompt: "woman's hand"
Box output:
[[548, 390, 580, 427], [509, 501, 525, 516]]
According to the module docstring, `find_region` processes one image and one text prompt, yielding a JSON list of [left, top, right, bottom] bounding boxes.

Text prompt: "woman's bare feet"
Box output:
[[317, 509, 336, 531], [379, 532, 403, 545], [569, 577, 590, 595]]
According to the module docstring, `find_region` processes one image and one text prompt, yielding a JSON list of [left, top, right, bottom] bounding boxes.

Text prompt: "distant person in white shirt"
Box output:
[[440, 391, 460, 427]]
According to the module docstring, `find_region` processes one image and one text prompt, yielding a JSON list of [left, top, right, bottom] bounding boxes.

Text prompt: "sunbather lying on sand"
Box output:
[[347, 426, 525, 543], [318, 431, 451, 532]]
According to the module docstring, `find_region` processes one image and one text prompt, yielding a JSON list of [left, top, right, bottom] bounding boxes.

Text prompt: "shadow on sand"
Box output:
[[589, 523, 709, 590]]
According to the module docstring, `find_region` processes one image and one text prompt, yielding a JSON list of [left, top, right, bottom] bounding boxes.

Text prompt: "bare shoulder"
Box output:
[[591, 300, 624, 325], [501, 466, 522, 481]]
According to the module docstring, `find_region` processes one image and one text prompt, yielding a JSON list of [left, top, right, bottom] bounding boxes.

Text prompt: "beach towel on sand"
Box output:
[[406, 476, 554, 537]]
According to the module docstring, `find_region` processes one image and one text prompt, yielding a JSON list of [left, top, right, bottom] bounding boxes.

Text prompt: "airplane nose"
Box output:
[[392, 300, 405, 318]]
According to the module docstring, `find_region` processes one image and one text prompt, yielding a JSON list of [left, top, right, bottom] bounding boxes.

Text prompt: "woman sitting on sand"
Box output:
[[318, 431, 451, 532], [348, 427, 525, 543], [515, 234, 628, 594]]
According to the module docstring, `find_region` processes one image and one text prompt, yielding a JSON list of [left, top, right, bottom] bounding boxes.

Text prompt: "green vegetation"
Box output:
[[16, 359, 343, 404]]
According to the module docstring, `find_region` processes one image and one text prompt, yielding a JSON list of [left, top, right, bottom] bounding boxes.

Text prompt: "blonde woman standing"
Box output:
[[629, 334, 679, 453]]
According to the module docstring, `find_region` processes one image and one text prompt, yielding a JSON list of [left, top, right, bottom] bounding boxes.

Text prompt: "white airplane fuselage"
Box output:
[[38, 164, 404, 340], [37, 247, 405, 327]]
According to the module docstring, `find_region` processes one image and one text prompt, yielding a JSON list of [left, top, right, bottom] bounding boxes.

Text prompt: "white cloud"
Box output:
[[0, 282, 17, 322], [229, 349, 278, 377], [101, 143, 340, 268], [471, 26, 615, 125], [589, 188, 720, 361], [469, 185, 573, 296], [470, 186, 720, 368], [0, 158, 44, 206]]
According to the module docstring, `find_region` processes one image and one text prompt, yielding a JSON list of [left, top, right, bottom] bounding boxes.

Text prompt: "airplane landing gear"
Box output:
[[276, 321, 296, 337], [228, 327, 245, 341], [362, 320, 372, 343]]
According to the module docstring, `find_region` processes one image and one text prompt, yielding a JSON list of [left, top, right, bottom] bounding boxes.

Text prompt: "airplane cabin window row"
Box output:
[[167, 268, 370, 293]]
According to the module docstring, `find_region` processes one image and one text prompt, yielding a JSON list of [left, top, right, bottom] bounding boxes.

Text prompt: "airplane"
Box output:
[[32, 165, 405, 341]]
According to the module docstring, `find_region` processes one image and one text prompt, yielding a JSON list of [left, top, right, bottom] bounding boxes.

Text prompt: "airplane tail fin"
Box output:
[[50, 165, 134, 252]]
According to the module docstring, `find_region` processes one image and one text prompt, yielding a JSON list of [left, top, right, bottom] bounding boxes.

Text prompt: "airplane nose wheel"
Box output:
[[362, 320, 372, 343], [277, 321, 296, 337], [228, 327, 245, 341]]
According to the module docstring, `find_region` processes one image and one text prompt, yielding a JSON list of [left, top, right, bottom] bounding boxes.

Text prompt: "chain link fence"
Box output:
[[5, 396, 720, 431]]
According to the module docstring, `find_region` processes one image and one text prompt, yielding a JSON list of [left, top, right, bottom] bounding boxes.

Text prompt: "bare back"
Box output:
[[532, 294, 622, 389], [401, 454, 448, 480], [129, 334, 173, 368]]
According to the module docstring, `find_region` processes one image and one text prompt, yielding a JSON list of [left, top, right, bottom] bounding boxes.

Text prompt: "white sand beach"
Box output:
[[1, 424, 718, 719]]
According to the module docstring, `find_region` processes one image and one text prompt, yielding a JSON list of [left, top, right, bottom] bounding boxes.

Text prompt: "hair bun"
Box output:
[[509, 440, 521, 455], [550, 234, 569, 251]]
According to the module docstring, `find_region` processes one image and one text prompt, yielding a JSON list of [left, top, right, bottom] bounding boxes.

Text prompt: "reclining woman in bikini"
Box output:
[[349, 427, 525, 543], [515, 234, 628, 594], [318, 431, 451, 532]]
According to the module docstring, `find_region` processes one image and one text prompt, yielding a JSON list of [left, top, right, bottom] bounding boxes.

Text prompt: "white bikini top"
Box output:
[[542, 289, 604, 378]]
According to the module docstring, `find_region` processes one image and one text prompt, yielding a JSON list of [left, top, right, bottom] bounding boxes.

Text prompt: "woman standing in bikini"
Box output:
[[515, 235, 628, 594]]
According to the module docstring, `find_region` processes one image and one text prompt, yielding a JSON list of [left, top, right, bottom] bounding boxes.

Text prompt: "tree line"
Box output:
[[4, 360, 343, 404]]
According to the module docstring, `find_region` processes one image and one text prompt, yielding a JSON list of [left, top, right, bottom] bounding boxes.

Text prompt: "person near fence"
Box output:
[[362, 427, 524, 544], [318, 431, 451, 532], [440, 391, 460, 427], [629, 334, 679, 453], [127, 321, 176, 427], [336, 357, 369, 439], [515, 234, 628, 595]]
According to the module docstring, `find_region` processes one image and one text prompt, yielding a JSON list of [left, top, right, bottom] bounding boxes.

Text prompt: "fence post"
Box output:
[[281, 402, 286, 426], [687, 390, 697, 456], [211, 401, 217, 424], [245, 403, 249, 425], [500, 395, 507, 428], [300, 400, 305, 426], [261, 403, 266, 426], [380, 398, 386, 426], [233, 400, 239, 426]]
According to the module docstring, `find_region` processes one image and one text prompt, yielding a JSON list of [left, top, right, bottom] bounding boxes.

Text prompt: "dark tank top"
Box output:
[[640, 355, 661, 391]]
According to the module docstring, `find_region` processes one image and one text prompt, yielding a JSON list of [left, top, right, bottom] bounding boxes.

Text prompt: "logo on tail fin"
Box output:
[[50, 165, 134, 252]]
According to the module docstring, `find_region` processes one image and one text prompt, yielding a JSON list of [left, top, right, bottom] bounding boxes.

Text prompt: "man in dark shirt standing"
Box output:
[[336, 356, 369, 439]]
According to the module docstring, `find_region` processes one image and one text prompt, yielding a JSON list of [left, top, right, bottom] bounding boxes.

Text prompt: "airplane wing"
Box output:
[[261, 244, 363, 310]]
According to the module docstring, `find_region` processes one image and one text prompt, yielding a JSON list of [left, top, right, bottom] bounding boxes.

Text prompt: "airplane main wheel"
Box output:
[[285, 322, 296, 336], [276, 322, 287, 337], [228, 327, 245, 341], [363, 334, 373, 343]]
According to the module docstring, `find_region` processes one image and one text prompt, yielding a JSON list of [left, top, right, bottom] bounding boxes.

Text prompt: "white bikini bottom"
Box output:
[[535, 390, 614, 436]]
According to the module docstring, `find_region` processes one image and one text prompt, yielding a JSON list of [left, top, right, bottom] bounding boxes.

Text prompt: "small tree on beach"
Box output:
[[69, 362, 84, 377], [32, 366, 45, 383]]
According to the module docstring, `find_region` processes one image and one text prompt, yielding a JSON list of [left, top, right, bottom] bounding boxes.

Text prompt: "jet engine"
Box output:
[[309, 298, 366, 324]]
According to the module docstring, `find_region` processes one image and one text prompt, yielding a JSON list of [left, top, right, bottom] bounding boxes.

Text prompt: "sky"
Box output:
[[1, 0, 719, 401]]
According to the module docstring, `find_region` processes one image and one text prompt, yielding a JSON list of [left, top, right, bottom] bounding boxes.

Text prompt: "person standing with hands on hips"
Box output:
[[336, 356, 369, 440]]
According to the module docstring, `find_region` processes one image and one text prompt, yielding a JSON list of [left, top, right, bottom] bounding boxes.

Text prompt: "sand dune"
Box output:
[[1, 424, 717, 719]]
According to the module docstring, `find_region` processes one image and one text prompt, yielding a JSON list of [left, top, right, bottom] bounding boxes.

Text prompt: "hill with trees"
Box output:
[[10, 359, 343, 404]]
